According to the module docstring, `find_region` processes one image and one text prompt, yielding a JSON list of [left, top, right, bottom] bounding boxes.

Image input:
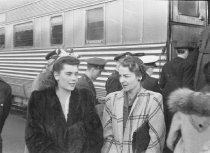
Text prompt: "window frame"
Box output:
[[50, 15, 63, 46], [85, 6, 105, 45], [178, 1, 200, 17], [13, 21, 34, 48], [172, 1, 206, 26], [0, 27, 5, 49]]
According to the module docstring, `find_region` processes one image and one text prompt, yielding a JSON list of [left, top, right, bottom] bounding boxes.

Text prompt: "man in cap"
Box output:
[[105, 52, 133, 95], [0, 78, 12, 153], [76, 57, 106, 106], [141, 55, 161, 93], [159, 40, 199, 136]]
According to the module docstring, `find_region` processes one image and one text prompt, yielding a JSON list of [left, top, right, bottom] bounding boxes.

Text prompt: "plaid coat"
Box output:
[[102, 88, 165, 153]]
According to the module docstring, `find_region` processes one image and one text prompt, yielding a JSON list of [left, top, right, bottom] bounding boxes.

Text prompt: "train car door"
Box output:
[[170, 0, 208, 59], [194, 26, 210, 91]]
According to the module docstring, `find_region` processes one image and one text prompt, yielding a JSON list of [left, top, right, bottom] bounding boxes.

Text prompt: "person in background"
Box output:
[[0, 78, 12, 153], [25, 56, 103, 153], [200, 61, 210, 93], [141, 55, 161, 93], [166, 88, 210, 153], [76, 57, 106, 106], [105, 52, 133, 95], [159, 41, 199, 134], [102, 56, 165, 153]]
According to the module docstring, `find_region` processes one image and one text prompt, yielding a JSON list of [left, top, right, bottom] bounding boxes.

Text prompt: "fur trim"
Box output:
[[168, 88, 210, 116]]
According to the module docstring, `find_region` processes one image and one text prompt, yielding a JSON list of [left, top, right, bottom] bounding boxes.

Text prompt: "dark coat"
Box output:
[[76, 74, 97, 105], [0, 79, 12, 134], [105, 70, 122, 95], [141, 74, 161, 93], [25, 88, 103, 153], [159, 48, 198, 99], [0, 79, 12, 153], [159, 49, 198, 132]]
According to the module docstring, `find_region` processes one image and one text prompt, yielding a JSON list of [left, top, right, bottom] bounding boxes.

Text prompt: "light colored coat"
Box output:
[[101, 88, 165, 153], [166, 88, 210, 153]]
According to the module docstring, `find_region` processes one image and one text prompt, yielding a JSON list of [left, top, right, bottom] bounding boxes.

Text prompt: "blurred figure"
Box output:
[[167, 88, 210, 153], [105, 52, 133, 95], [159, 41, 199, 133], [141, 55, 161, 93], [0, 78, 12, 153], [102, 56, 165, 153], [200, 61, 210, 93], [76, 57, 106, 106], [25, 56, 103, 153]]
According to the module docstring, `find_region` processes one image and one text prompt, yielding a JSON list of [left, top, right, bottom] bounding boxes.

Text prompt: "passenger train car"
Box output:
[[0, 0, 209, 107]]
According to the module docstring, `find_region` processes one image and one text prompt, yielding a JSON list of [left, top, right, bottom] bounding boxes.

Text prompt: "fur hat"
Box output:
[[168, 88, 210, 116]]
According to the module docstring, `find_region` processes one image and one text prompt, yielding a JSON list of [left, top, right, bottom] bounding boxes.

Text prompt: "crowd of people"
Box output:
[[0, 40, 210, 153]]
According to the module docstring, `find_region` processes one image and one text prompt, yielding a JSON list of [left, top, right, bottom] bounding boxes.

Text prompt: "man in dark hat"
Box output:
[[0, 78, 12, 153], [141, 55, 161, 93], [159, 40, 199, 137], [105, 52, 133, 95], [76, 57, 106, 106]]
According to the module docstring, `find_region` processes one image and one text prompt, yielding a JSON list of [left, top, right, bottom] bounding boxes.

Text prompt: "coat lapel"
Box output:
[[115, 91, 124, 143]]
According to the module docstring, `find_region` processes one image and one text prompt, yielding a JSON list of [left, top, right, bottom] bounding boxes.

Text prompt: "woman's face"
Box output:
[[54, 64, 79, 92], [119, 65, 140, 92]]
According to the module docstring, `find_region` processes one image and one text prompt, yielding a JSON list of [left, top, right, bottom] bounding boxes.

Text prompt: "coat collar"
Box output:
[[115, 87, 147, 99], [48, 88, 79, 124]]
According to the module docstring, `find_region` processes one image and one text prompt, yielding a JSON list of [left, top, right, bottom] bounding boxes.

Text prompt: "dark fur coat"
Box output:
[[25, 88, 103, 153]]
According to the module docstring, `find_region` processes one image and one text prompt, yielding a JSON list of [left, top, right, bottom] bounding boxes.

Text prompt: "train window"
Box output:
[[0, 28, 5, 49], [178, 1, 199, 17], [14, 22, 33, 47], [51, 16, 63, 45], [86, 7, 104, 44]]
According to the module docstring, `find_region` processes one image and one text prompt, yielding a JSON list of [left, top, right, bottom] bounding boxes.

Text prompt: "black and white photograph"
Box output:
[[0, 0, 210, 153]]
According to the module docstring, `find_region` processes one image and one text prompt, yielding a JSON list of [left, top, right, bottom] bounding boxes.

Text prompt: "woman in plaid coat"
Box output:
[[101, 56, 166, 153]]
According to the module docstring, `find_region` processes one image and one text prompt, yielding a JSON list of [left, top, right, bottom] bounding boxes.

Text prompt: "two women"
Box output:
[[102, 56, 166, 153], [25, 56, 103, 153]]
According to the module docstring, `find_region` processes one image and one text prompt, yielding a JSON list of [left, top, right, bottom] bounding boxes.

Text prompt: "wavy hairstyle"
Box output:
[[119, 56, 147, 80]]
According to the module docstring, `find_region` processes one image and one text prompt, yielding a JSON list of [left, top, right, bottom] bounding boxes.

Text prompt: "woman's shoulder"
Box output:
[[142, 88, 162, 99], [105, 90, 122, 105]]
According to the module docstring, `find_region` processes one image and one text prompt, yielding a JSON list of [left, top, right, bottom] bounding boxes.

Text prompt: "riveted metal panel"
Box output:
[[106, 0, 123, 45], [73, 9, 85, 47], [64, 11, 74, 47], [122, 0, 143, 44], [143, 0, 168, 43]]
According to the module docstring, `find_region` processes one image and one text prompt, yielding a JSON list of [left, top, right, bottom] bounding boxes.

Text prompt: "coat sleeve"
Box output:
[[101, 94, 118, 153], [182, 62, 195, 89], [159, 67, 166, 90], [25, 91, 66, 153], [166, 112, 182, 151], [78, 88, 104, 153], [105, 75, 122, 95], [0, 81, 12, 133], [145, 93, 166, 153]]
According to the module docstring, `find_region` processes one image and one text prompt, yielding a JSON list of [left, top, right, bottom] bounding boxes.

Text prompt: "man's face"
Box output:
[[54, 64, 79, 92], [119, 66, 140, 92], [92, 67, 103, 80]]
